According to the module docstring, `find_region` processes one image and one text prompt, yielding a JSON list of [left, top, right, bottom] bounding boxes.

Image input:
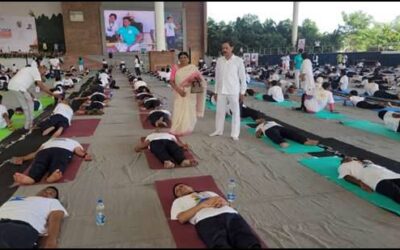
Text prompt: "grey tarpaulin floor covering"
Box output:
[[2, 70, 400, 248]]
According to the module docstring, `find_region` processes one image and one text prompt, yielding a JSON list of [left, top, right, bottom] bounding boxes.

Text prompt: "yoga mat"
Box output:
[[63, 119, 100, 138], [19, 144, 90, 185], [205, 100, 216, 111], [139, 112, 171, 129], [0, 128, 12, 141], [225, 116, 256, 126], [314, 110, 348, 120], [298, 156, 400, 216], [272, 100, 299, 108], [373, 107, 400, 113], [254, 93, 264, 101], [340, 120, 400, 142], [248, 80, 266, 87], [140, 137, 196, 170], [154, 175, 267, 248], [247, 127, 324, 154]]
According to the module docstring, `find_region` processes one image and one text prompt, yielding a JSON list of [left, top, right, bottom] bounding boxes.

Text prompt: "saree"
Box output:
[[170, 64, 207, 136]]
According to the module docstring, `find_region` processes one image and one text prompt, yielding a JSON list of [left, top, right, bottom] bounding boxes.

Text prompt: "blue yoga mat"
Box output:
[[373, 107, 400, 113]]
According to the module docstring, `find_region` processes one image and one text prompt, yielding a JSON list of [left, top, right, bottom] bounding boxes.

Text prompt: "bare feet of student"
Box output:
[[180, 159, 198, 167], [13, 172, 35, 185], [304, 139, 319, 145], [51, 127, 64, 138], [46, 169, 63, 183], [387, 102, 393, 107], [11, 157, 23, 165], [280, 142, 290, 148], [164, 160, 175, 169]]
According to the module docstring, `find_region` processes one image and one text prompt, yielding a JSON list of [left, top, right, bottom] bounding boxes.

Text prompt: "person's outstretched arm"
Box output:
[[40, 210, 65, 248], [344, 175, 373, 192], [134, 139, 150, 152]]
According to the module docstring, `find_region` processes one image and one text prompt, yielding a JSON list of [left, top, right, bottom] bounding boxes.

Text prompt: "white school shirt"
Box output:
[[170, 191, 237, 225], [41, 138, 83, 152], [49, 58, 61, 70], [0, 196, 68, 235], [267, 86, 284, 102], [0, 104, 8, 129], [215, 55, 247, 96], [134, 80, 147, 90], [300, 59, 315, 95], [364, 82, 379, 96], [145, 132, 176, 142], [144, 97, 158, 104], [134, 58, 140, 68], [30, 60, 38, 68], [165, 22, 177, 37], [53, 103, 73, 125], [338, 161, 400, 190], [256, 121, 282, 134], [383, 111, 400, 132], [63, 78, 74, 87], [8, 67, 42, 92], [339, 75, 349, 90], [53, 80, 64, 88], [349, 96, 365, 106], [149, 109, 171, 117], [304, 89, 335, 113], [98, 73, 110, 87]]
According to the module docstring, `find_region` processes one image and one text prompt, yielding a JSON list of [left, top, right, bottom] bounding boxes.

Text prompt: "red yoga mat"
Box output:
[[154, 175, 267, 248], [139, 112, 171, 129], [63, 119, 100, 138], [140, 137, 196, 170], [20, 144, 90, 185]]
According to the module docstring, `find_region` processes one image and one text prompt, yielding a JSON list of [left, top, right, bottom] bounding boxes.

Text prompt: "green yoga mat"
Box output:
[[298, 156, 400, 216], [340, 120, 400, 142], [272, 100, 299, 108], [255, 93, 264, 101], [205, 101, 255, 126], [205, 100, 217, 111], [247, 127, 324, 154], [314, 110, 348, 120]]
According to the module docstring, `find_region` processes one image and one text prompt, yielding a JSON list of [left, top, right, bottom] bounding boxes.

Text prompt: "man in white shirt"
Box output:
[[8, 65, 58, 130], [98, 69, 110, 88], [134, 131, 196, 168], [49, 56, 61, 79], [263, 80, 284, 103], [38, 98, 74, 137], [378, 110, 400, 133], [165, 16, 179, 50], [11, 138, 92, 185], [0, 186, 68, 248], [210, 40, 247, 141], [300, 52, 315, 94], [338, 157, 400, 203], [170, 183, 261, 248]]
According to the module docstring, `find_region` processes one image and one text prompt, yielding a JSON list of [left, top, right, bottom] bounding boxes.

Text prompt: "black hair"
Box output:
[[302, 52, 309, 60], [270, 80, 278, 86], [172, 183, 184, 198], [322, 81, 330, 90], [298, 48, 303, 53], [137, 77, 143, 81], [109, 13, 117, 19], [378, 110, 387, 120], [349, 90, 358, 96], [0, 94, 2, 103], [246, 89, 255, 96], [178, 51, 189, 59], [221, 39, 234, 47], [47, 186, 60, 199], [123, 16, 131, 22]]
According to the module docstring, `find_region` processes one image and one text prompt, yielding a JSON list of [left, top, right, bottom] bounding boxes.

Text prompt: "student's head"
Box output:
[[0, 94, 2, 104], [37, 186, 59, 199], [122, 16, 131, 27], [340, 69, 346, 76], [322, 81, 331, 90], [349, 90, 358, 97], [378, 110, 387, 120], [221, 40, 234, 58], [298, 48, 303, 54], [362, 76, 368, 81], [301, 52, 309, 60], [12, 63, 15, 66], [166, 16, 173, 22], [270, 80, 278, 86], [109, 13, 117, 22], [246, 89, 255, 96], [38, 65, 48, 76], [178, 52, 190, 66], [173, 183, 195, 198]]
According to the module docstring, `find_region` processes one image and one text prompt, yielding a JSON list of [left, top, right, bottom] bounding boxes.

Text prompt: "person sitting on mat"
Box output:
[[338, 156, 400, 203], [138, 96, 161, 110], [254, 118, 319, 148], [378, 110, 400, 133], [38, 98, 73, 137], [262, 80, 284, 103], [170, 183, 261, 248], [0, 186, 68, 248], [147, 108, 171, 128], [134, 131, 197, 168], [293, 82, 336, 113], [346, 90, 391, 110], [11, 138, 92, 185]]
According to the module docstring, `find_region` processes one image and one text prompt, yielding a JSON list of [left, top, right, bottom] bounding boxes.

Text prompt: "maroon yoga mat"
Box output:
[[154, 175, 267, 248], [139, 112, 171, 129], [63, 119, 100, 137], [20, 144, 90, 185], [140, 137, 196, 170]]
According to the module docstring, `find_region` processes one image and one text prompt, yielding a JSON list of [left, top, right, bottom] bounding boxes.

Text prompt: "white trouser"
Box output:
[[215, 94, 240, 138], [294, 69, 300, 89], [12, 90, 34, 129], [79, 65, 84, 72]]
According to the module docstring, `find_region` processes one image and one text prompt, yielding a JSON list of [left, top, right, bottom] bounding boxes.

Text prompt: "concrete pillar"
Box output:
[[155, 2, 166, 51], [291, 2, 299, 51]]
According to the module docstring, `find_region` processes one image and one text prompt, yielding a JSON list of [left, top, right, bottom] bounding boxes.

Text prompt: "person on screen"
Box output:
[[106, 13, 119, 42], [116, 16, 143, 52], [165, 15, 180, 50]]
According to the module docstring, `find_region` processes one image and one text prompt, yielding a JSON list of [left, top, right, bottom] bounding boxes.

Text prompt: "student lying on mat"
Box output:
[[171, 183, 261, 248], [0, 186, 68, 248], [293, 81, 336, 113], [133, 79, 148, 92], [147, 108, 171, 128], [378, 110, 400, 133], [72, 99, 106, 115], [38, 98, 73, 137], [254, 118, 319, 148], [346, 90, 392, 110], [338, 156, 400, 203], [11, 138, 91, 185], [134, 131, 197, 168], [136, 90, 153, 101], [138, 96, 162, 110]]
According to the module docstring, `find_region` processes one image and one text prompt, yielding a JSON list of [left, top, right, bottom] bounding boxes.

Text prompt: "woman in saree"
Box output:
[[169, 52, 207, 136]]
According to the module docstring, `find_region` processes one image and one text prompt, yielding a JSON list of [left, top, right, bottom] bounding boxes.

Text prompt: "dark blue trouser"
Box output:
[[194, 213, 261, 248], [0, 219, 39, 248]]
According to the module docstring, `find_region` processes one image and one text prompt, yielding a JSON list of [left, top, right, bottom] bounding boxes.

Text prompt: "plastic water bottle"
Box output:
[[96, 199, 105, 226], [226, 178, 237, 204]]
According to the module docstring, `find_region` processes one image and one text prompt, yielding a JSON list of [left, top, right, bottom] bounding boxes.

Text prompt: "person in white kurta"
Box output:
[[300, 52, 315, 95], [209, 41, 247, 140]]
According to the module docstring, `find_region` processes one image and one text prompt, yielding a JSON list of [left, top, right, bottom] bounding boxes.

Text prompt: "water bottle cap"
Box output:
[[97, 199, 103, 203]]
